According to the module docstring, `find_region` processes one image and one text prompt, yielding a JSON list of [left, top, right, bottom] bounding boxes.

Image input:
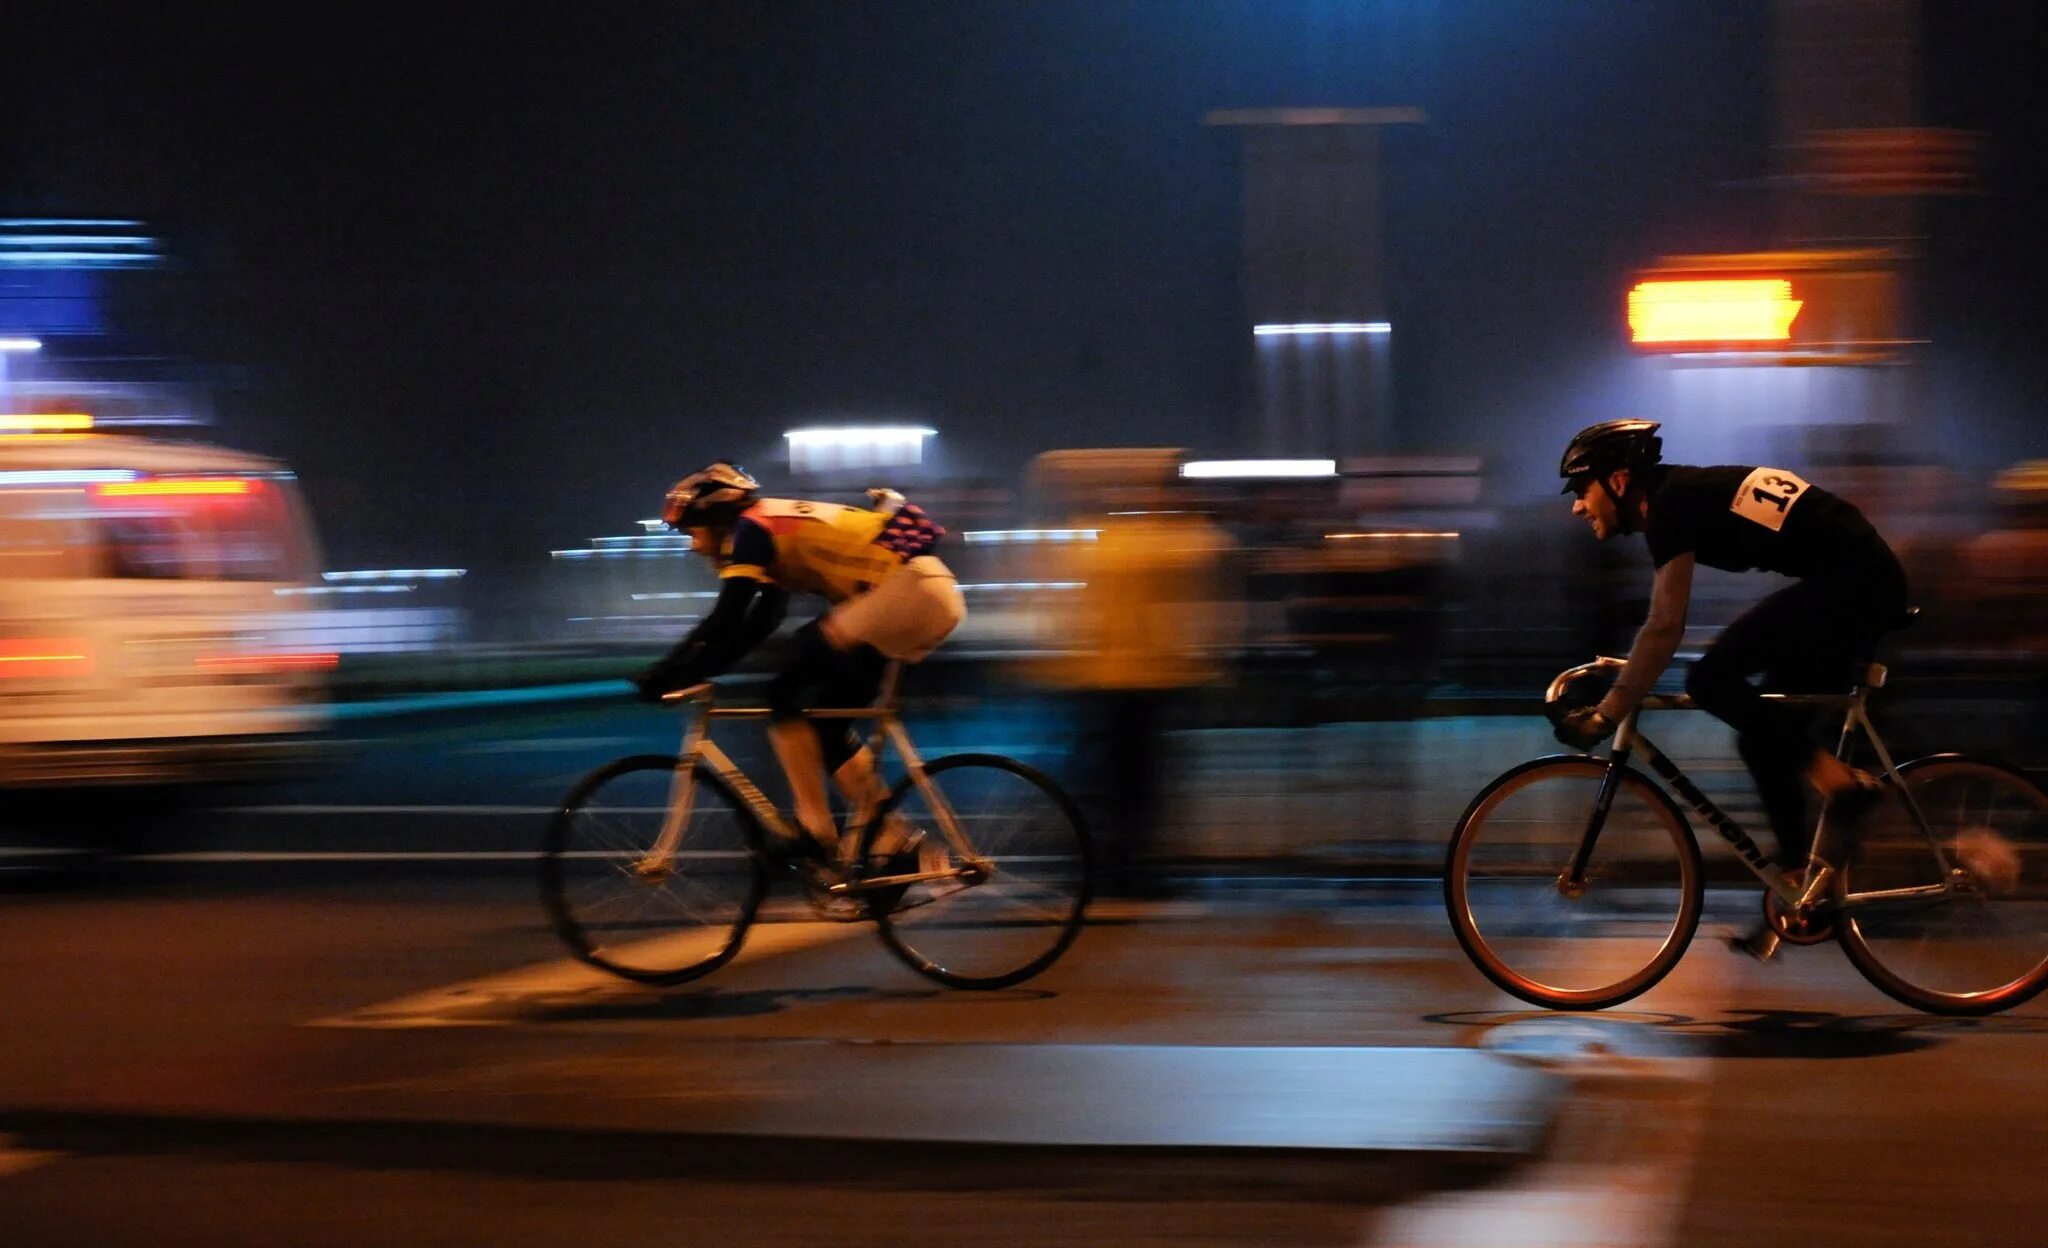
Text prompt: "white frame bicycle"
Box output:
[[540, 664, 1094, 990]]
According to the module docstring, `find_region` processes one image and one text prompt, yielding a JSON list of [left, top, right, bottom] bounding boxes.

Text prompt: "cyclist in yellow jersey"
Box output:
[[717, 497, 909, 602], [633, 462, 967, 860]]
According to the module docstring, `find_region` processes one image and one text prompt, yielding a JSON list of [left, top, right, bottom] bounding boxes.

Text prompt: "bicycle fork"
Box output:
[[637, 709, 712, 880], [1558, 745, 1634, 898]]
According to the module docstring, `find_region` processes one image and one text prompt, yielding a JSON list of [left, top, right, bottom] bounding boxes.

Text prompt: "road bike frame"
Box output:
[[1551, 656, 1953, 919], [641, 662, 988, 897]]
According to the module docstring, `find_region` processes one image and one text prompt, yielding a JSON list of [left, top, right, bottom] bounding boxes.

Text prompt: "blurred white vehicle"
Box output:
[[0, 417, 330, 789]]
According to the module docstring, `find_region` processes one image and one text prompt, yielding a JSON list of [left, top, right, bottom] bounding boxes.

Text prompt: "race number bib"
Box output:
[[755, 498, 855, 523], [1729, 467, 1810, 532]]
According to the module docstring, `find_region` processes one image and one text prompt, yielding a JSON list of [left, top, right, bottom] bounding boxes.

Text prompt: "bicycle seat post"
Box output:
[[875, 660, 904, 713]]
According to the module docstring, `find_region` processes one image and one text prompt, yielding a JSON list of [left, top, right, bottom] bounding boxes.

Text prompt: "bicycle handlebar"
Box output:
[[1544, 656, 1625, 708], [1545, 657, 1859, 715]]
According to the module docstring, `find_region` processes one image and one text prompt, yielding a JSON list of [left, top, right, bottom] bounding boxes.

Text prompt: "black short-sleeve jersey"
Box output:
[[1642, 464, 1892, 578]]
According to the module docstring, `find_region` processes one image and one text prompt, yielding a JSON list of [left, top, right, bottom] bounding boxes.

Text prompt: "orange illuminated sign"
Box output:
[[1628, 279, 1803, 345], [1626, 250, 1905, 363], [96, 478, 254, 498], [0, 413, 94, 433]]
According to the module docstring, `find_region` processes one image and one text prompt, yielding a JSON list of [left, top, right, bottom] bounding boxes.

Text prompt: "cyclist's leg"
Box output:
[[1686, 583, 1830, 866], [812, 640, 890, 835], [1736, 721, 1821, 867], [819, 557, 967, 858], [766, 620, 862, 852]]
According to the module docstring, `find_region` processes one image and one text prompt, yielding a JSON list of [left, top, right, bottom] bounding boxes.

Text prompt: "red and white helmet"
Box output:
[[662, 462, 760, 529]]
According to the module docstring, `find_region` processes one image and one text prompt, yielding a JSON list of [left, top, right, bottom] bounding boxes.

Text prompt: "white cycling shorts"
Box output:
[[822, 555, 966, 663]]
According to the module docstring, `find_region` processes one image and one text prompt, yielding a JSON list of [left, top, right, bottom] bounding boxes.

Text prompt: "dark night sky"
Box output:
[[3, 2, 2043, 570]]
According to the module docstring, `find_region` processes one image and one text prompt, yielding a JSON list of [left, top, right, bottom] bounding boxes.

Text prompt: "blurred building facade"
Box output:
[[1208, 109, 1422, 463]]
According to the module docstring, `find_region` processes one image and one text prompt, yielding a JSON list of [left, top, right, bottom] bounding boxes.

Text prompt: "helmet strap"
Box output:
[[1597, 473, 1642, 536]]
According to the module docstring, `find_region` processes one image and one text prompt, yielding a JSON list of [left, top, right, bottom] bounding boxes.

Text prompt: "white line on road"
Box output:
[[127, 850, 553, 862], [126, 849, 750, 863], [456, 736, 640, 755], [1365, 954, 1736, 1248], [212, 806, 1035, 817], [307, 920, 868, 1030], [214, 805, 559, 815], [1367, 1060, 1712, 1248]]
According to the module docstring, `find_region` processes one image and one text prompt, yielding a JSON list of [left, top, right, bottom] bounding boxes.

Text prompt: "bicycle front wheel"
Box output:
[[859, 753, 1092, 990], [541, 755, 769, 985], [1446, 756, 1703, 1010], [1835, 756, 2048, 1015]]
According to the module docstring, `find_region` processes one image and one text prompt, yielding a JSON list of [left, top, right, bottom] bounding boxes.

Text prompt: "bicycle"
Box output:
[[540, 663, 1093, 990], [1444, 653, 2048, 1015]]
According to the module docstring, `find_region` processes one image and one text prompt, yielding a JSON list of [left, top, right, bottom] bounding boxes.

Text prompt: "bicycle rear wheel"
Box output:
[[859, 753, 1092, 989], [1445, 756, 1703, 1010], [541, 755, 769, 985], [1835, 756, 2048, 1015]]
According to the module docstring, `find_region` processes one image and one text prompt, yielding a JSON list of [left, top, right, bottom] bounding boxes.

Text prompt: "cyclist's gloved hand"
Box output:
[[631, 661, 690, 705], [1554, 706, 1614, 750]]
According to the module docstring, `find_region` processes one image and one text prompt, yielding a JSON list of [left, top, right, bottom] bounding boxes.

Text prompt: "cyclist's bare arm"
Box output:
[[1597, 553, 1694, 720]]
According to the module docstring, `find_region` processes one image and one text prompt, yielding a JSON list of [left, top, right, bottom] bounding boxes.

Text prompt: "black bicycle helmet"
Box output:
[[1559, 419, 1663, 493]]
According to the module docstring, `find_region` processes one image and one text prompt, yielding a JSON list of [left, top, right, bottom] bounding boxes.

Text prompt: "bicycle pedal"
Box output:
[[1726, 927, 1783, 964], [800, 877, 866, 922]]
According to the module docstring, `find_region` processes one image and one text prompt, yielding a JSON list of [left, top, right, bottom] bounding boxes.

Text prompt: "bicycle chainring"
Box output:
[[1763, 884, 1835, 945]]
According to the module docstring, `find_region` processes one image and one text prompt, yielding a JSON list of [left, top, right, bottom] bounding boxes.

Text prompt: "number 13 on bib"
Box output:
[[1730, 467, 1810, 531]]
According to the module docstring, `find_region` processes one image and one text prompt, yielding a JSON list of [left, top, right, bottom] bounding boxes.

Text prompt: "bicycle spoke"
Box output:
[[971, 872, 1086, 913], [1839, 759, 2048, 1014], [542, 760, 766, 984], [1446, 757, 1700, 1009], [865, 757, 1091, 989]]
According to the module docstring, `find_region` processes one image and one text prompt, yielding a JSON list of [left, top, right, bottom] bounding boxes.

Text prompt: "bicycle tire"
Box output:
[[1445, 754, 1704, 1010], [1835, 754, 2048, 1016], [857, 753, 1092, 990], [541, 754, 770, 986]]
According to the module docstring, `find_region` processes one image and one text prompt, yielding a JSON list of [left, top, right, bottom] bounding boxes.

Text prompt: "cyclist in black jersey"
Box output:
[[1553, 420, 1910, 954]]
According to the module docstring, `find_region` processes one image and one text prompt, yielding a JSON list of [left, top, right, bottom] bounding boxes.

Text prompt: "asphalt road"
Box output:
[[2, 690, 2047, 1244], [2, 867, 2047, 1246]]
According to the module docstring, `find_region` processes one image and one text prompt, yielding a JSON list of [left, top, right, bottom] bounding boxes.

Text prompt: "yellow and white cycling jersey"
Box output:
[[718, 498, 909, 603]]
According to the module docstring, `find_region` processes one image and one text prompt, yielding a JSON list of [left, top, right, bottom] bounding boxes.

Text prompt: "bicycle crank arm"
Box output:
[[829, 866, 981, 893]]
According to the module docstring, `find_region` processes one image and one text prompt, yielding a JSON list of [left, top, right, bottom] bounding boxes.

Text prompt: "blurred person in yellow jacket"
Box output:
[[1025, 449, 1239, 896]]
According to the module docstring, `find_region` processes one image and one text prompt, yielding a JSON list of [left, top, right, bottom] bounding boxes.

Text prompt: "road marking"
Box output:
[[309, 898, 1172, 1029], [126, 849, 767, 863], [331, 680, 626, 720], [1367, 1059, 1712, 1248], [0, 1135, 63, 1179], [307, 920, 868, 1029], [209, 805, 1053, 818], [456, 736, 640, 755], [212, 805, 559, 815], [1367, 954, 1736, 1248], [127, 850, 554, 862]]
